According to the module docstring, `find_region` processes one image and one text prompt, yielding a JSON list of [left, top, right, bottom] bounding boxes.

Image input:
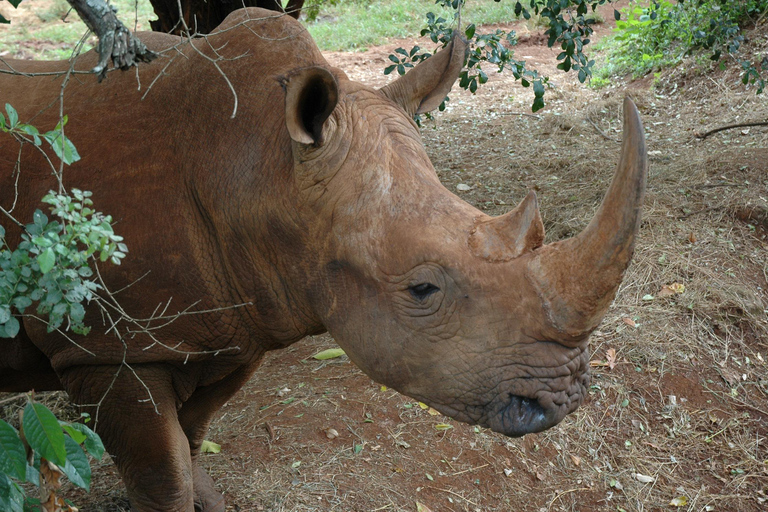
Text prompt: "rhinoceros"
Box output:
[[0, 7, 647, 511]]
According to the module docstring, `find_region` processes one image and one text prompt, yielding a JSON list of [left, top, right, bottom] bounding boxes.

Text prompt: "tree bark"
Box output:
[[148, 0, 306, 36], [65, 0, 157, 81]]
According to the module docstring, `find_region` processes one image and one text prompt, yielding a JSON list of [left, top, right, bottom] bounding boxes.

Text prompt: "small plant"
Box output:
[[0, 189, 128, 337], [0, 400, 105, 512]]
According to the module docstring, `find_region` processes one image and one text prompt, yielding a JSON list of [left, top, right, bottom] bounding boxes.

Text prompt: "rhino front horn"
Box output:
[[528, 97, 648, 340]]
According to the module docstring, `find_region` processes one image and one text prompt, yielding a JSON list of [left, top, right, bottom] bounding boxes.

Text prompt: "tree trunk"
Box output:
[[148, 0, 306, 35]]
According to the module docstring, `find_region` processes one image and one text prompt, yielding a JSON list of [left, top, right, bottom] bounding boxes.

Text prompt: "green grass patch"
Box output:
[[0, 0, 158, 60], [304, 0, 517, 51]]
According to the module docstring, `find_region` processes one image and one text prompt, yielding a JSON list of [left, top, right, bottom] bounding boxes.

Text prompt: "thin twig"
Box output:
[[586, 116, 620, 142], [694, 121, 768, 139], [0, 394, 27, 407]]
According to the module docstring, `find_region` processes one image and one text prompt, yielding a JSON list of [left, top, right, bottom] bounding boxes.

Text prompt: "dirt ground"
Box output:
[[2, 3, 768, 512]]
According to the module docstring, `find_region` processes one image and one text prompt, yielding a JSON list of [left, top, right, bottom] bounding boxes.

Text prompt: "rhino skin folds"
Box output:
[[0, 7, 647, 512]]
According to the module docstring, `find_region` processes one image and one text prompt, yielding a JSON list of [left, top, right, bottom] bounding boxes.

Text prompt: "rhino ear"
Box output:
[[380, 34, 468, 116], [284, 67, 339, 145]]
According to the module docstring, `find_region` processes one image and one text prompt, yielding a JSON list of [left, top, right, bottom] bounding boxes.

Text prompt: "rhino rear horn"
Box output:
[[380, 34, 468, 116], [528, 98, 648, 340], [284, 67, 339, 145], [469, 191, 545, 261]]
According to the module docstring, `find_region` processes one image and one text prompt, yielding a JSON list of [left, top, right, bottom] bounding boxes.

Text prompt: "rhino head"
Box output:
[[280, 36, 646, 437]]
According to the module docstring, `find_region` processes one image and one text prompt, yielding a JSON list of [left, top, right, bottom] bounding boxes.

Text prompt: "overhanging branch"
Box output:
[[65, 0, 157, 81]]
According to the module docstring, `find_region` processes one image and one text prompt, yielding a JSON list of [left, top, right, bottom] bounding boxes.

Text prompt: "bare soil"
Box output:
[[3, 4, 768, 512]]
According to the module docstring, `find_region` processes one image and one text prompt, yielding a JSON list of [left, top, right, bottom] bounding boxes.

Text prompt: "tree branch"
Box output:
[[65, 0, 157, 81]]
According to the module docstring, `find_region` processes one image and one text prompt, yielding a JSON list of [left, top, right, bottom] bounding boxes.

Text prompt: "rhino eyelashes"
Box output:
[[408, 283, 440, 301]]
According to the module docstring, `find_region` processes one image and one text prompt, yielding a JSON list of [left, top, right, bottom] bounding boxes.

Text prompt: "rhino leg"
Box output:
[[177, 362, 263, 512], [62, 364, 196, 512]]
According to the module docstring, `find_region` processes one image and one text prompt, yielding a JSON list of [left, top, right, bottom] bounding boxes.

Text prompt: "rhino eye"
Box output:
[[409, 283, 440, 301]]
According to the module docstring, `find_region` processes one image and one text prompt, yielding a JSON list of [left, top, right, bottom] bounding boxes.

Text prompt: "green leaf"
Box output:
[[43, 131, 80, 165], [1, 317, 19, 338], [32, 210, 47, 228], [61, 424, 87, 445], [21, 402, 66, 466], [312, 348, 346, 360], [63, 423, 104, 460], [0, 474, 24, 512], [4, 104, 18, 129], [37, 247, 55, 274], [465, 23, 476, 39], [61, 435, 90, 490], [200, 440, 221, 454], [0, 420, 27, 480]]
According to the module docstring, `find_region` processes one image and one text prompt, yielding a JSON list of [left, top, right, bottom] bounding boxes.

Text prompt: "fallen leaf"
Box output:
[[623, 317, 637, 328], [434, 423, 453, 431], [395, 438, 411, 449], [634, 473, 654, 483], [670, 496, 689, 507], [688, 232, 697, 243], [606, 348, 617, 370], [312, 348, 346, 360], [201, 440, 221, 453], [503, 468, 513, 477], [380, 385, 388, 391], [569, 454, 581, 466], [418, 402, 429, 409], [324, 428, 339, 439], [416, 502, 434, 512], [535, 471, 545, 481], [456, 183, 472, 191], [427, 407, 440, 416], [642, 294, 655, 301], [658, 282, 685, 297]]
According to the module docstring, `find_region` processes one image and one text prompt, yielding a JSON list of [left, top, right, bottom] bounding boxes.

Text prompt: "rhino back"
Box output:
[[0, 9, 332, 369]]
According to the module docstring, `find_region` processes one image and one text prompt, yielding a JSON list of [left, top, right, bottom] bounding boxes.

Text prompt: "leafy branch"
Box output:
[[0, 400, 104, 512]]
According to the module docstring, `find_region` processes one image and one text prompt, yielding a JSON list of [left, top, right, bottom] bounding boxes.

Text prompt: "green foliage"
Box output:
[[1, 104, 80, 165], [389, 1, 550, 112], [596, 0, 766, 93], [0, 402, 104, 511], [1, 104, 127, 337], [0, 188, 128, 337]]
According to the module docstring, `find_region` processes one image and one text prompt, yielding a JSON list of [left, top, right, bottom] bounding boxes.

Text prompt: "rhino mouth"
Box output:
[[485, 394, 556, 437]]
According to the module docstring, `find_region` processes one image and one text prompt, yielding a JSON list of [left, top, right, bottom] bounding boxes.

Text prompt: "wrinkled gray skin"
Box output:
[[0, 8, 647, 511]]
